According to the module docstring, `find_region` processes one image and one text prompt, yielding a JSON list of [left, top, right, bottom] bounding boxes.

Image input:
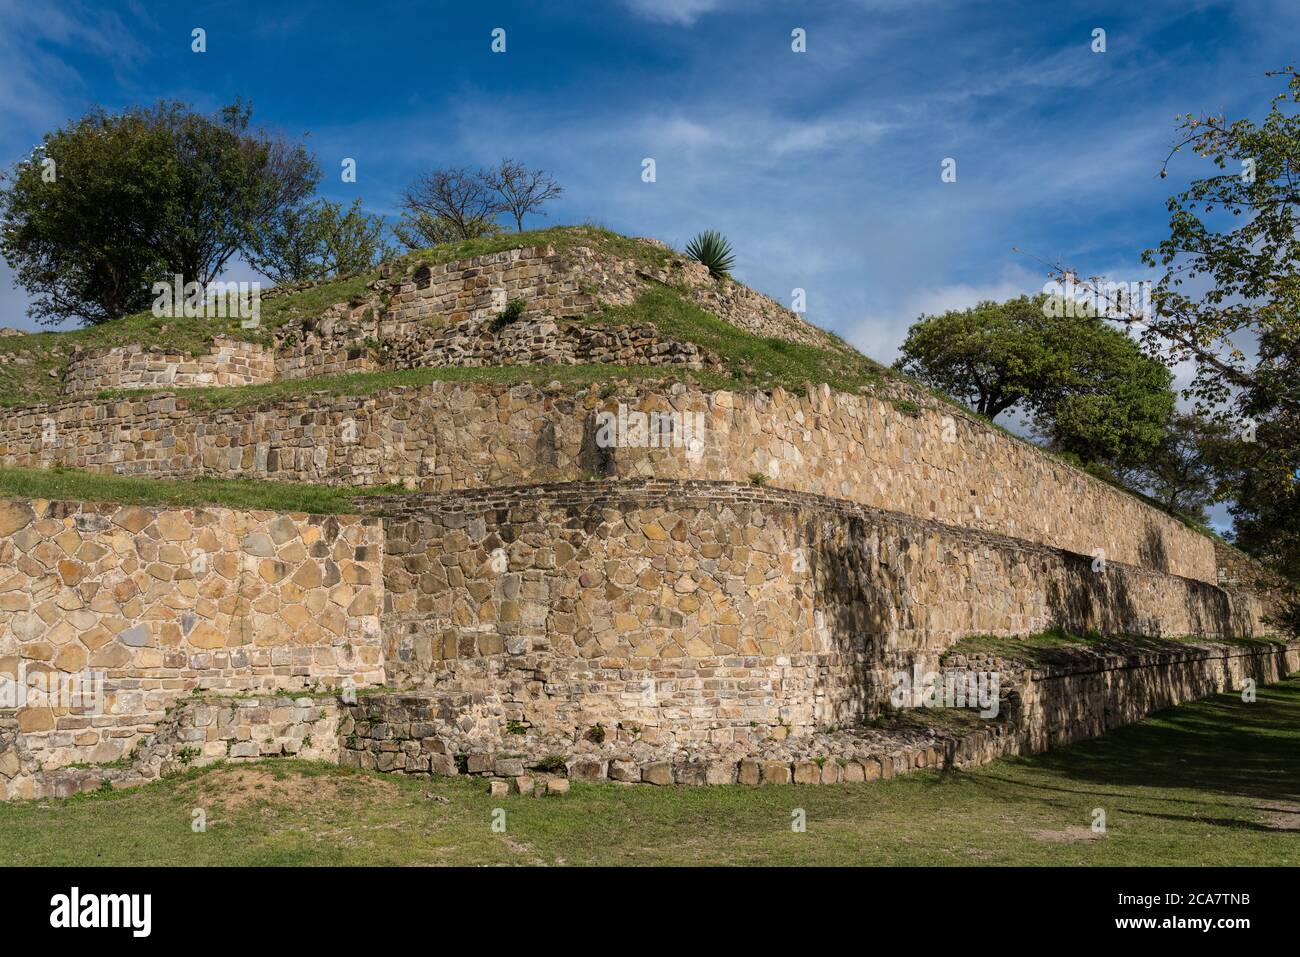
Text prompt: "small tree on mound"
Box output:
[[398, 167, 500, 242], [484, 159, 563, 232]]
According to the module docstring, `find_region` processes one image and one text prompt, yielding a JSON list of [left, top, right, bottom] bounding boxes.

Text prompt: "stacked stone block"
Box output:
[[62, 337, 276, 396], [0, 499, 383, 780], [0, 380, 1218, 582]]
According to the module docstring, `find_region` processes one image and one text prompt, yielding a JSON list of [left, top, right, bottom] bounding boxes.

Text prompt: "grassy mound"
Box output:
[[0, 225, 678, 408], [0, 466, 400, 514]]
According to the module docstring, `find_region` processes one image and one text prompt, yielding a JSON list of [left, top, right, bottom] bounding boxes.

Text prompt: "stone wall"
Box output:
[[3, 693, 341, 800], [0, 380, 1217, 581], [363, 241, 829, 348], [0, 499, 384, 779], [276, 315, 706, 381], [268, 242, 831, 380], [947, 639, 1300, 754], [374, 480, 1261, 752], [62, 337, 276, 395], [338, 638, 1300, 788]]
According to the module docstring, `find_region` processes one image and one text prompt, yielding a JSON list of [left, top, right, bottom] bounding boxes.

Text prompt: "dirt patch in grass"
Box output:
[[193, 766, 396, 812], [1028, 826, 1105, 844], [1261, 804, 1300, 832]]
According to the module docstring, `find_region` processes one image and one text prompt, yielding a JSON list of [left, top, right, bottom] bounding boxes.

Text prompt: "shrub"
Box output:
[[492, 297, 527, 330], [684, 230, 736, 279]]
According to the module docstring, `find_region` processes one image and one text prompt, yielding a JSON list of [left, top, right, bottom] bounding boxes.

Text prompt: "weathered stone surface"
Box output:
[[641, 762, 673, 786], [0, 500, 383, 781]]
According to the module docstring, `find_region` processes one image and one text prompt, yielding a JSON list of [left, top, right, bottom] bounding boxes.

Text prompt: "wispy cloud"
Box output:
[[620, 0, 727, 26]]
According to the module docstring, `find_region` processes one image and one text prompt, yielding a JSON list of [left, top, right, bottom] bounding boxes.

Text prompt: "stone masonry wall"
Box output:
[[275, 315, 705, 381], [269, 242, 831, 381], [948, 639, 1300, 754], [0, 499, 384, 780], [4, 693, 341, 800], [62, 337, 276, 396], [0, 381, 1217, 581], [374, 480, 1260, 753], [338, 638, 1299, 788]]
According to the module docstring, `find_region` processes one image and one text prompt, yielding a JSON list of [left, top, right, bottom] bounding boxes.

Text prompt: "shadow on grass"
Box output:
[[977, 677, 1300, 805]]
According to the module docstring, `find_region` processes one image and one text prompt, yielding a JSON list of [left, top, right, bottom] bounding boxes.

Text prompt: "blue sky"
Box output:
[[0, 0, 1293, 530]]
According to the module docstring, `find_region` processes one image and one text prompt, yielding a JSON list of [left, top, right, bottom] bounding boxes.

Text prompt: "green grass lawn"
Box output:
[[4, 678, 1297, 866], [0, 466, 403, 514]]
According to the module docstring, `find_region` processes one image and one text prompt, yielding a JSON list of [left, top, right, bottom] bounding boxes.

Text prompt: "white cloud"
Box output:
[[621, 0, 726, 26]]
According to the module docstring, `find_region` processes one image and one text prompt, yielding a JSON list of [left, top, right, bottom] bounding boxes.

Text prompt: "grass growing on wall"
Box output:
[[97, 363, 708, 411], [0, 225, 677, 408], [89, 283, 888, 411], [0, 273, 376, 409], [2, 678, 1298, 866], [583, 285, 889, 395], [0, 466, 401, 514], [942, 626, 1286, 668]]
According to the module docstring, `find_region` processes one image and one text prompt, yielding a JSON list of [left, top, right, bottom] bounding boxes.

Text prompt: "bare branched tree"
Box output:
[[399, 167, 499, 240], [483, 159, 563, 232]]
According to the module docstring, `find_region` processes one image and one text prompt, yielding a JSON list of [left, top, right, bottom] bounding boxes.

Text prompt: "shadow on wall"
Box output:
[[1044, 552, 1243, 638], [1139, 521, 1171, 575], [809, 508, 1255, 721], [1045, 559, 1140, 636], [812, 514, 910, 720], [579, 412, 616, 477]]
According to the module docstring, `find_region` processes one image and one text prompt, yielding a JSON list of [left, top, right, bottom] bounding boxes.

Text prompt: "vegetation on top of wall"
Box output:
[[96, 363, 705, 412], [0, 225, 672, 409], [0, 272, 374, 408], [584, 284, 889, 393], [0, 466, 403, 514], [396, 223, 675, 273], [942, 626, 1285, 668]]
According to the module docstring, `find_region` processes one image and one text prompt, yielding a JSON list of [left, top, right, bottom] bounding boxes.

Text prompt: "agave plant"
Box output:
[[684, 230, 736, 279]]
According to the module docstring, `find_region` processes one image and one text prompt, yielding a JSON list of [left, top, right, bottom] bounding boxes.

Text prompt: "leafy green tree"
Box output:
[[0, 109, 174, 324], [1134, 67, 1300, 420], [893, 296, 1057, 419], [1055, 67, 1300, 596], [245, 202, 330, 285], [1118, 412, 1229, 524], [249, 198, 390, 283], [155, 100, 318, 288], [391, 210, 501, 250], [895, 295, 1176, 467], [0, 100, 319, 325], [317, 199, 390, 277]]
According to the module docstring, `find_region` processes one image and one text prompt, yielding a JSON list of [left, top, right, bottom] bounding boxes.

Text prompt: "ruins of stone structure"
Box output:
[[0, 229, 1292, 799]]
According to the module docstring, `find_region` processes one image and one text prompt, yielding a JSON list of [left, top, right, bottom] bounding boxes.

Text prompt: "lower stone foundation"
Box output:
[[376, 481, 1269, 749], [337, 639, 1298, 787], [11, 637, 1293, 798]]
